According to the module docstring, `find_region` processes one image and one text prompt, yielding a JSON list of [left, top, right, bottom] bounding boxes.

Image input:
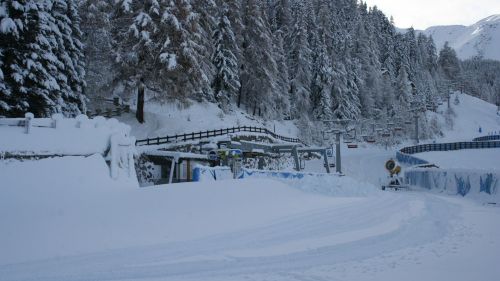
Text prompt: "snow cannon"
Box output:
[[385, 159, 401, 177], [382, 159, 407, 191]]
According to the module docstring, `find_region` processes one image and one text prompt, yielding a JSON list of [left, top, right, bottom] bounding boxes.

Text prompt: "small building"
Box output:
[[144, 150, 214, 184]]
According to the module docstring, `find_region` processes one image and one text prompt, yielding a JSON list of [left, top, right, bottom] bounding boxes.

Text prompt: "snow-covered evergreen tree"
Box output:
[[288, 1, 313, 118], [211, 4, 240, 111], [310, 33, 333, 120], [0, 0, 85, 117], [438, 41, 461, 82], [79, 0, 114, 97]]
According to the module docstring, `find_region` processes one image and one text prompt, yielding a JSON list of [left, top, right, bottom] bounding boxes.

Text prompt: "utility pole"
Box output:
[[335, 131, 342, 174]]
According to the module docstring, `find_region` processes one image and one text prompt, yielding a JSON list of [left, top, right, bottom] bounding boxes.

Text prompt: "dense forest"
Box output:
[[1, 0, 499, 139]]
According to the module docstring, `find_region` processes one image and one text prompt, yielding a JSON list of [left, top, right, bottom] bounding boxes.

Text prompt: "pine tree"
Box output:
[[288, 1, 312, 118], [240, 0, 279, 118], [79, 0, 114, 97], [438, 41, 461, 81], [311, 33, 333, 120], [0, 0, 85, 117], [395, 67, 412, 110], [211, 3, 240, 111]]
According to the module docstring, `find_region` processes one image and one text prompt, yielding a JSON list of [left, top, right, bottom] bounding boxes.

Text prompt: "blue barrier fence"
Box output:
[[396, 151, 429, 166], [405, 168, 499, 197]]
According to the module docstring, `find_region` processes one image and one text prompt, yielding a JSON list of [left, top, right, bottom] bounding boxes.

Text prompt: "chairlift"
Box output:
[[382, 133, 391, 138], [404, 121, 412, 125], [394, 127, 403, 132]]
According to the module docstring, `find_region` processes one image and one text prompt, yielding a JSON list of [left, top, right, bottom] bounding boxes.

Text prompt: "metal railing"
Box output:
[[136, 126, 302, 146], [400, 141, 500, 155], [473, 135, 500, 142], [397, 139, 500, 166]]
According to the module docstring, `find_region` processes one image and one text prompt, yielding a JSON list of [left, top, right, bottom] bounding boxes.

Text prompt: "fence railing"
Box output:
[[86, 97, 131, 118], [397, 140, 500, 166], [136, 126, 302, 146], [473, 135, 500, 142], [400, 141, 500, 155]]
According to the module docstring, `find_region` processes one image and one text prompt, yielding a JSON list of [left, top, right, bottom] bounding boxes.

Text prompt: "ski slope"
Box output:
[[1, 153, 500, 281], [0, 174, 500, 280], [1, 94, 500, 280], [436, 93, 500, 142]]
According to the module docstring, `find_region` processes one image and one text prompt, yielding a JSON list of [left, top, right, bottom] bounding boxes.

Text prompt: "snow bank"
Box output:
[[405, 168, 500, 203], [0, 154, 137, 190], [0, 115, 132, 156], [0, 177, 336, 265], [192, 167, 377, 197], [240, 169, 378, 197]]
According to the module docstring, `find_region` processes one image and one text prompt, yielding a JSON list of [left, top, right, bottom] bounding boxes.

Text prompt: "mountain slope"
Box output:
[[423, 15, 500, 60]]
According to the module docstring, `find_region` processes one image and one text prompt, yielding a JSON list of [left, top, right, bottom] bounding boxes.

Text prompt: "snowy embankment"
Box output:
[[117, 100, 300, 140], [0, 115, 131, 156], [0, 115, 137, 183]]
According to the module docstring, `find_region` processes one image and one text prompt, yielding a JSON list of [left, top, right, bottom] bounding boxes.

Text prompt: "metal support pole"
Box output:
[[323, 149, 330, 174], [415, 115, 419, 144], [168, 158, 176, 184], [335, 132, 342, 174], [292, 146, 300, 171]]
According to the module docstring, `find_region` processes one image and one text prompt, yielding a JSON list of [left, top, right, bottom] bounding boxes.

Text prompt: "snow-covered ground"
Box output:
[[436, 93, 500, 142], [117, 100, 299, 140], [415, 148, 500, 170], [1, 93, 500, 280], [1, 167, 499, 281], [423, 15, 500, 60]]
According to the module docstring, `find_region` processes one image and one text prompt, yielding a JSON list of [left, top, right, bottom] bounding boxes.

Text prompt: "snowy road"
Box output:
[[2, 187, 499, 281]]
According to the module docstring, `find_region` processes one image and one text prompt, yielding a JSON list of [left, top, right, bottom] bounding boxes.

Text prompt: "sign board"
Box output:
[[207, 150, 219, 161], [229, 149, 243, 158], [326, 148, 334, 158]]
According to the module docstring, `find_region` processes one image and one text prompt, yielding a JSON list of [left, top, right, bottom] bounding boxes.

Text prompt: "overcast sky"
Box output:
[[363, 0, 500, 30]]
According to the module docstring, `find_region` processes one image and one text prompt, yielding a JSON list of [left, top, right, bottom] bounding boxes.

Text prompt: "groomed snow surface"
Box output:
[[1, 93, 499, 280], [1, 149, 500, 281]]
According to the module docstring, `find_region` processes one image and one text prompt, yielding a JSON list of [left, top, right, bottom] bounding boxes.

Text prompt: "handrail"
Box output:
[[136, 126, 303, 146], [397, 140, 500, 166], [399, 141, 500, 155], [473, 135, 500, 142]]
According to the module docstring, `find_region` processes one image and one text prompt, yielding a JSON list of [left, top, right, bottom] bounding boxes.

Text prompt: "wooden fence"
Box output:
[[86, 97, 131, 118], [136, 126, 302, 146]]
